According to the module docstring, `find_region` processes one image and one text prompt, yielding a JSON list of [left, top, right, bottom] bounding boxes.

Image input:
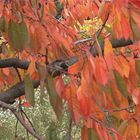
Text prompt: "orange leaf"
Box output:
[[55, 76, 65, 98], [132, 88, 140, 105], [123, 119, 138, 139], [81, 126, 88, 140], [104, 38, 113, 69], [26, 60, 36, 76], [65, 81, 81, 123], [113, 56, 130, 78], [77, 87, 91, 117], [68, 53, 83, 74], [2, 68, 10, 76], [95, 56, 108, 85]]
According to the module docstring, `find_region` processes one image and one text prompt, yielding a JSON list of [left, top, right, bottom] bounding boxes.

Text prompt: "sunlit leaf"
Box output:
[[132, 88, 140, 105], [77, 86, 91, 117], [104, 38, 113, 69]]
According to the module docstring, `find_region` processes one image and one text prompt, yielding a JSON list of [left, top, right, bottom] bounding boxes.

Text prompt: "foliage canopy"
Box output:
[[0, 0, 140, 139]]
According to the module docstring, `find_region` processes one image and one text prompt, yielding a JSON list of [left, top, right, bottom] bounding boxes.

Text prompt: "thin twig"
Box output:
[[90, 115, 124, 139], [15, 68, 22, 81], [0, 101, 46, 140], [20, 109, 36, 132], [14, 119, 18, 137], [74, 12, 110, 46], [112, 104, 136, 112], [14, 68, 22, 137], [15, 67, 37, 139]]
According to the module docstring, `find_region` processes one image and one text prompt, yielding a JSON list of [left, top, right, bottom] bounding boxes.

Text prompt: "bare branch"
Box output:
[[0, 80, 39, 104], [74, 38, 133, 48], [0, 58, 29, 69], [0, 100, 45, 140]]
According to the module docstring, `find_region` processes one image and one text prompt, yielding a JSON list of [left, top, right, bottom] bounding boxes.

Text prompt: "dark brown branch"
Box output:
[[0, 58, 29, 69], [0, 39, 133, 72], [90, 38, 133, 56], [0, 80, 39, 104], [74, 37, 133, 47], [0, 100, 45, 140], [0, 38, 133, 104], [102, 38, 133, 49]]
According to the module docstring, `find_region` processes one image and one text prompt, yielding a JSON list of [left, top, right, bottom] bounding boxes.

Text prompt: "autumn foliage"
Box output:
[[0, 0, 140, 139]]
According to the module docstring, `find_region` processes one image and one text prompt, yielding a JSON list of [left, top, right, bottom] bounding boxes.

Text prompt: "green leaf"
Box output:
[[0, 16, 7, 32], [46, 72, 63, 120], [114, 71, 128, 98], [8, 19, 28, 50], [38, 65, 46, 105], [135, 60, 140, 79], [13, 136, 24, 140], [19, 21, 28, 48], [24, 74, 35, 106], [88, 128, 99, 140], [47, 122, 59, 140]]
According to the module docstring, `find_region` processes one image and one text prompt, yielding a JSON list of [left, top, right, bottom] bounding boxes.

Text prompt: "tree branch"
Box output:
[[0, 38, 133, 104], [74, 38, 133, 47], [0, 58, 29, 69], [75, 38, 133, 56], [0, 80, 40, 104], [0, 100, 45, 140]]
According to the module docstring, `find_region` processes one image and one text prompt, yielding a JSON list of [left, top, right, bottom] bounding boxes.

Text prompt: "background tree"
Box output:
[[0, 0, 140, 139]]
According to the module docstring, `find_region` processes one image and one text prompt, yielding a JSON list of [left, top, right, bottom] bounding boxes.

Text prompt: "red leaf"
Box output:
[[21, 101, 32, 108], [104, 38, 113, 69], [113, 56, 130, 78], [2, 68, 10, 76], [77, 87, 91, 117], [95, 56, 108, 85], [55, 76, 65, 98], [68, 53, 84, 74]]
